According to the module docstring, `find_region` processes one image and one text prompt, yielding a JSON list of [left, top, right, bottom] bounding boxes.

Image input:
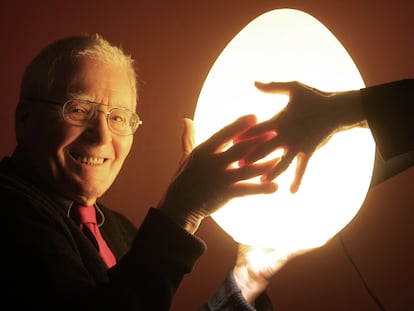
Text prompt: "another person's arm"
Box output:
[[240, 79, 414, 193], [360, 79, 414, 159]]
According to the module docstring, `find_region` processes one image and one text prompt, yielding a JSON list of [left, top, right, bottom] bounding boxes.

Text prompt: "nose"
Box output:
[[86, 110, 113, 143]]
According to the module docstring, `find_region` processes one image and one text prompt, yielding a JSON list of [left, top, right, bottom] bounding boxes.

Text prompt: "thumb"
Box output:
[[254, 81, 292, 95], [181, 118, 195, 159]]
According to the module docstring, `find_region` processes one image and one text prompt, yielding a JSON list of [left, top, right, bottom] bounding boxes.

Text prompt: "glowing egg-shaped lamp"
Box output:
[[194, 9, 375, 255]]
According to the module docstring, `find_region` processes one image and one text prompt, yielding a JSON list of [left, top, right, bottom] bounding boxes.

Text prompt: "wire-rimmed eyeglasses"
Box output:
[[26, 98, 142, 136]]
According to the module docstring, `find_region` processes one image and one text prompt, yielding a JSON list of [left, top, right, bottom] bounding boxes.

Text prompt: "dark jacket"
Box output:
[[361, 78, 414, 160], [361, 78, 414, 184], [0, 153, 205, 310], [0, 153, 272, 311]]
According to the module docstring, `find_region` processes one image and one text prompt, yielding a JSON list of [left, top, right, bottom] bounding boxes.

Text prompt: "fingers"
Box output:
[[238, 119, 278, 142], [205, 159, 279, 202], [240, 135, 284, 165], [262, 153, 294, 182], [290, 152, 310, 193], [228, 180, 277, 198], [258, 151, 310, 193], [202, 114, 257, 153], [228, 158, 279, 184], [224, 131, 277, 165]]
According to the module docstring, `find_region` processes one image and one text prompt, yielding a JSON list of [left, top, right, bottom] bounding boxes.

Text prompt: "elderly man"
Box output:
[[0, 34, 285, 310]]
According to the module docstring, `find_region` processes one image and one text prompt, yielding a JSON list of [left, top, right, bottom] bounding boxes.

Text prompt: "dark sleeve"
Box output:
[[361, 79, 414, 160], [108, 208, 206, 310], [198, 269, 273, 311]]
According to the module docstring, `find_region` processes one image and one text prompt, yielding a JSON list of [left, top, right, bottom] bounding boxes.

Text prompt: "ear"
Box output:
[[15, 103, 30, 144]]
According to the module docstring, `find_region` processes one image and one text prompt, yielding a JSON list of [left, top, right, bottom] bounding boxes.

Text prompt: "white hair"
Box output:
[[19, 33, 138, 104]]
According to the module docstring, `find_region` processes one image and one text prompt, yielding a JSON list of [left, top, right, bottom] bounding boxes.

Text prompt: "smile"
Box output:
[[71, 153, 106, 165]]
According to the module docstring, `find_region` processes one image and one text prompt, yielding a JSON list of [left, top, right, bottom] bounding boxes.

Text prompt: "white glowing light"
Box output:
[[194, 9, 375, 254]]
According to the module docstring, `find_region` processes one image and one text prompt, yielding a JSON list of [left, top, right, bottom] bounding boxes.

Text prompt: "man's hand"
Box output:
[[158, 115, 278, 233]]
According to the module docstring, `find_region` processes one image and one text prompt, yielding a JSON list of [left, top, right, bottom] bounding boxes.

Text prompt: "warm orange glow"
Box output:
[[194, 9, 375, 255]]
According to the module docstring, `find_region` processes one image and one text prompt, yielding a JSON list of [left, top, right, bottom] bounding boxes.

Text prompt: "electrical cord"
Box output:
[[338, 232, 387, 311]]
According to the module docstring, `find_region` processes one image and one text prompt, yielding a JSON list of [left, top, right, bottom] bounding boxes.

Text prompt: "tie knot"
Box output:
[[73, 204, 97, 225]]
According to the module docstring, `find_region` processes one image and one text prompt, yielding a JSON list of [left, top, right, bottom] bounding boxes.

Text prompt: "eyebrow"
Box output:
[[67, 92, 94, 102], [67, 91, 137, 111], [69, 98, 139, 113]]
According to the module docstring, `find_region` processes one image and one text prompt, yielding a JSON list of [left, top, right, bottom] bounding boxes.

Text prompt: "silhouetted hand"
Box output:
[[158, 115, 278, 233], [240, 81, 360, 193]]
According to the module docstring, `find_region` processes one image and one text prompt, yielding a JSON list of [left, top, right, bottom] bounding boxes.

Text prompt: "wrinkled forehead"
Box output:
[[51, 57, 137, 110]]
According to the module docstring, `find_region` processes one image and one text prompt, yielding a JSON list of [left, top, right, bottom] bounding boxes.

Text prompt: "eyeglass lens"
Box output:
[[63, 100, 140, 135]]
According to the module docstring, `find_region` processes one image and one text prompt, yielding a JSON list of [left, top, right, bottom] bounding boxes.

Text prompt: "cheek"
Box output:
[[114, 137, 133, 164], [38, 123, 78, 154], [24, 114, 71, 154], [21, 115, 78, 179]]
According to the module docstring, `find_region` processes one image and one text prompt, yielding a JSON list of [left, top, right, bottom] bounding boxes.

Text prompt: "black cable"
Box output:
[[337, 232, 387, 311]]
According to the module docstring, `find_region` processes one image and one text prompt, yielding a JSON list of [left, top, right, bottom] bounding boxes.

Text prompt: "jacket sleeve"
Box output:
[[198, 270, 273, 311], [108, 208, 206, 310], [2, 184, 206, 311], [361, 79, 414, 160]]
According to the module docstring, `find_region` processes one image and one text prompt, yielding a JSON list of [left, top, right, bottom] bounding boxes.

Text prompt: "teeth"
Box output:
[[75, 155, 105, 165]]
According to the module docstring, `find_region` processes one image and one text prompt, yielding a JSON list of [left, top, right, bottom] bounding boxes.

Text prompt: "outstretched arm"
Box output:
[[240, 81, 367, 193]]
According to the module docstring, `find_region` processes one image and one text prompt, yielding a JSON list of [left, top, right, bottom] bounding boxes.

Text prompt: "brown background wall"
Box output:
[[1, 1, 413, 310]]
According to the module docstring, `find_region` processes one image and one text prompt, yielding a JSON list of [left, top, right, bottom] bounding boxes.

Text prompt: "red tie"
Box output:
[[74, 204, 116, 268]]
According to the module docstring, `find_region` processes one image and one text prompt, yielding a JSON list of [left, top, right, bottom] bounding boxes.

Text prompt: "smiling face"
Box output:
[[18, 57, 136, 205]]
